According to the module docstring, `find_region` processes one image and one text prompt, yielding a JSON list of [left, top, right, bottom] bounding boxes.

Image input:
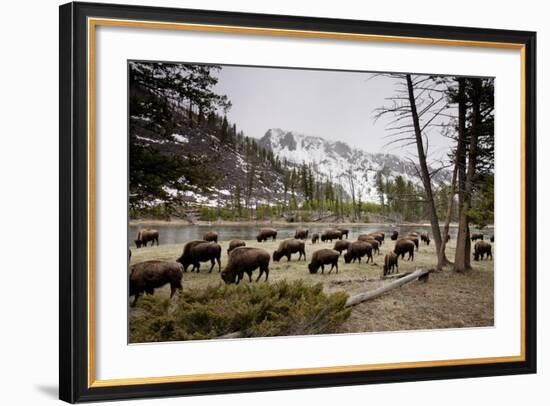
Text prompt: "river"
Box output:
[[127, 223, 488, 247]]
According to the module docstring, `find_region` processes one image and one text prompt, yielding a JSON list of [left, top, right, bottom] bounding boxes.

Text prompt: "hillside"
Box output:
[[258, 128, 451, 202]]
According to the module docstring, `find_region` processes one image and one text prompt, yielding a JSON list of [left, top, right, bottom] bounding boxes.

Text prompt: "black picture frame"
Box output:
[[59, 1, 537, 403]]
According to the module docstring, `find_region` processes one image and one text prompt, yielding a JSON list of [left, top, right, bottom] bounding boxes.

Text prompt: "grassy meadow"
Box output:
[[129, 234, 494, 342]]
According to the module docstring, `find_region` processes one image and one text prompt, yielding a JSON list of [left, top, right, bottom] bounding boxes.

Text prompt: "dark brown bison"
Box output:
[[308, 249, 340, 274], [471, 232, 484, 242], [420, 232, 430, 245], [273, 239, 306, 262], [333, 240, 351, 255], [367, 233, 384, 245], [490, 235, 494, 243], [256, 228, 277, 242], [390, 231, 399, 240], [294, 229, 309, 240], [444, 234, 451, 243], [344, 241, 373, 264], [221, 247, 270, 284], [321, 229, 343, 242], [383, 252, 399, 276], [177, 240, 221, 273], [134, 228, 159, 248], [473, 241, 493, 261], [357, 235, 380, 255], [129, 260, 183, 306], [203, 231, 218, 243], [375, 231, 385, 243], [336, 227, 349, 239], [311, 233, 319, 244], [406, 235, 419, 250], [227, 239, 246, 254], [394, 239, 415, 261]]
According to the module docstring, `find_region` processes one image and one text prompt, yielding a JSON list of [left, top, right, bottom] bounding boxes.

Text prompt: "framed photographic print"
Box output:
[[59, 1, 537, 403]]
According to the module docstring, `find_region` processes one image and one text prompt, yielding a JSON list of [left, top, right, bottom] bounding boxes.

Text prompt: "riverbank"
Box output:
[[130, 218, 494, 229], [129, 236, 494, 340]]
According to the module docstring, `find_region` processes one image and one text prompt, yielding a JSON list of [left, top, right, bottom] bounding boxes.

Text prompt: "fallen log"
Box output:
[[345, 268, 433, 307], [217, 268, 433, 339]]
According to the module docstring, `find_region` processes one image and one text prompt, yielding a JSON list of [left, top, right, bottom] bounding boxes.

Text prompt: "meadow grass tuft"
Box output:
[[129, 279, 351, 343]]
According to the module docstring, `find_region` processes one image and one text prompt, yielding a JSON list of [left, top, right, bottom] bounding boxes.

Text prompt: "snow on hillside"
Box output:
[[259, 128, 450, 202]]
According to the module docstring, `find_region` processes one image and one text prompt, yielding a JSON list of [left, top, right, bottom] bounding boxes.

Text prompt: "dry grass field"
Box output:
[[129, 234, 494, 339]]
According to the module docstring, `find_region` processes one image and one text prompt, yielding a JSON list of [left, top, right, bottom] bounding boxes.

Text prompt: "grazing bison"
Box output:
[[134, 228, 159, 248], [406, 235, 419, 250], [394, 239, 415, 261], [357, 235, 380, 255], [390, 231, 399, 241], [308, 249, 340, 274], [311, 233, 319, 244], [177, 240, 221, 273], [367, 233, 384, 245], [471, 232, 484, 242], [129, 261, 183, 306], [294, 229, 309, 240], [202, 231, 218, 243], [420, 232, 430, 245], [344, 241, 373, 264], [221, 247, 270, 284], [227, 239, 246, 254], [333, 240, 351, 255], [321, 229, 343, 242], [336, 227, 349, 239], [256, 228, 277, 242], [273, 239, 306, 262], [490, 235, 494, 243], [366, 238, 380, 255], [473, 241, 493, 261], [383, 252, 399, 276]]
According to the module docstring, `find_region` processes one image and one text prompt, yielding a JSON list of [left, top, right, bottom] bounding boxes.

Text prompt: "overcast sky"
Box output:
[[214, 65, 455, 163]]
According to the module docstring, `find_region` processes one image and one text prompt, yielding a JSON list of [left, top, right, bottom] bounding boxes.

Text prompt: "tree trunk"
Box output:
[[405, 75, 445, 269], [454, 79, 481, 272]]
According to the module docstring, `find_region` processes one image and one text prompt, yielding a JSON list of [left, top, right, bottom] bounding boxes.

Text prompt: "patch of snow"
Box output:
[[171, 134, 189, 143]]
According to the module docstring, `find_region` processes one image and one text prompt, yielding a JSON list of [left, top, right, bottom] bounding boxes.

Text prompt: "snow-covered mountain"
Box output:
[[258, 128, 450, 202]]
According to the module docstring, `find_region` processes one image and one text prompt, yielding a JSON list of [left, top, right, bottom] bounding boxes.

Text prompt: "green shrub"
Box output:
[[129, 280, 351, 342]]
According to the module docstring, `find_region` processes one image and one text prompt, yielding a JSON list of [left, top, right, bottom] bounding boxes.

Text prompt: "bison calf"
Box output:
[[383, 252, 399, 276], [273, 239, 306, 262], [129, 261, 183, 306], [473, 241, 493, 261], [308, 249, 340, 274], [221, 247, 270, 284]]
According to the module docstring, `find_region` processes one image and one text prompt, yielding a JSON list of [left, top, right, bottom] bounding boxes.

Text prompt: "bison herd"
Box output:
[[129, 226, 494, 305]]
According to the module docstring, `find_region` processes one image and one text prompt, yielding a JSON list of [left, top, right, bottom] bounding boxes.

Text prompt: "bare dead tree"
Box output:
[[373, 73, 456, 269]]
